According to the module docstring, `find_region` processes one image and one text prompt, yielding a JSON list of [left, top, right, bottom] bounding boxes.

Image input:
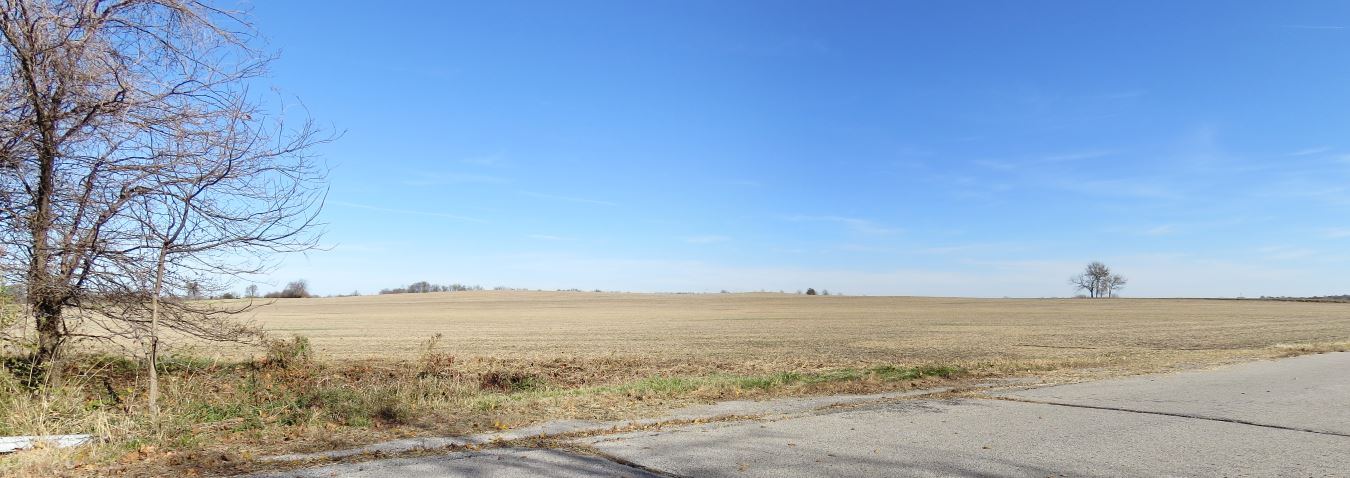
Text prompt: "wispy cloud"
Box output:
[[331, 201, 487, 223], [519, 191, 617, 206], [527, 234, 575, 241], [1281, 24, 1345, 30], [917, 242, 1030, 255], [917, 244, 984, 255], [1095, 90, 1148, 100], [403, 173, 509, 186], [1257, 245, 1318, 261], [460, 154, 505, 166], [683, 235, 731, 244], [971, 150, 1116, 172], [971, 159, 1016, 171], [1141, 225, 1176, 236], [1040, 150, 1116, 163], [330, 242, 389, 253], [837, 243, 895, 253], [713, 179, 762, 188], [1322, 228, 1350, 239], [1288, 146, 1332, 157], [786, 215, 901, 235], [1051, 177, 1182, 200], [1265, 179, 1350, 206]]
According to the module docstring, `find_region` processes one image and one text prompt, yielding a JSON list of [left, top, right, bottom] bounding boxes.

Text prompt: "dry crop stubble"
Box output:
[[226, 291, 1350, 380]]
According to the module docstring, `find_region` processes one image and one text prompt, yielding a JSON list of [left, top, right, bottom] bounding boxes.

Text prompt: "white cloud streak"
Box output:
[[683, 235, 731, 244], [1322, 228, 1350, 239], [330, 201, 487, 223], [519, 191, 618, 206], [786, 215, 901, 235], [1281, 25, 1345, 30], [1288, 146, 1332, 156], [403, 173, 509, 186]]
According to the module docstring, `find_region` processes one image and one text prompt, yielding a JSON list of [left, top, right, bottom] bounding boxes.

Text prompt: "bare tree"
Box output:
[[282, 280, 311, 298], [407, 280, 432, 294], [1070, 261, 1126, 298], [1070, 262, 1102, 298], [244, 284, 258, 298], [0, 1, 329, 380], [264, 280, 310, 299], [1101, 273, 1127, 298], [127, 132, 324, 415]]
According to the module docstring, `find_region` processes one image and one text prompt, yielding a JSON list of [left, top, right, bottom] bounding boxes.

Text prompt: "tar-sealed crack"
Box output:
[[994, 396, 1350, 438], [584, 449, 692, 478]]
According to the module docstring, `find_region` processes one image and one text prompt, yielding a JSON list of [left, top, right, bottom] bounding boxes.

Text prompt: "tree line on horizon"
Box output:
[[379, 281, 484, 295]]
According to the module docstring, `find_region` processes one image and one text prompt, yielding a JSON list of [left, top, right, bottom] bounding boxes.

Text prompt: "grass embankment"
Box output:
[[0, 336, 969, 477], [5, 340, 1347, 477]]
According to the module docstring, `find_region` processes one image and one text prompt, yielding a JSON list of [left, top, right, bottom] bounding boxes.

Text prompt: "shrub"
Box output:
[[263, 335, 313, 368], [477, 370, 544, 392], [417, 333, 456, 378]]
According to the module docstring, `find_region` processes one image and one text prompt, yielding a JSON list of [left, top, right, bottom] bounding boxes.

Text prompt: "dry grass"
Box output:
[[3, 292, 1349, 476]]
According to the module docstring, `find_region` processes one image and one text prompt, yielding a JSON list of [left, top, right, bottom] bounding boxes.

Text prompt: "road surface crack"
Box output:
[[567, 444, 692, 478], [994, 397, 1350, 438]]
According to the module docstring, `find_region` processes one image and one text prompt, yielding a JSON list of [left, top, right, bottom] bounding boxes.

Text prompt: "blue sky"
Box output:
[[247, 1, 1350, 297]]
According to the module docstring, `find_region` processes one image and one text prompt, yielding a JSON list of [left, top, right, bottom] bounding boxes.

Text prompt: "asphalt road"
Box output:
[[999, 351, 1350, 436], [254, 352, 1349, 477]]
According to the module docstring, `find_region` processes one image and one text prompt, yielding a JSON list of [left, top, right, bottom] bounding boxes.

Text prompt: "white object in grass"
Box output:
[[0, 434, 92, 453]]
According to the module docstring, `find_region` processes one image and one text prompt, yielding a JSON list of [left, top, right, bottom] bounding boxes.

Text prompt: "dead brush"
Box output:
[[477, 370, 544, 392], [262, 335, 313, 369], [417, 333, 457, 379], [1272, 341, 1350, 357]]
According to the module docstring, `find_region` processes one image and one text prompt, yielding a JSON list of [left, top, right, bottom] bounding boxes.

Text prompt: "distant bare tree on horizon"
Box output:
[[1070, 261, 1127, 298], [265, 280, 314, 299], [1101, 273, 1127, 298]]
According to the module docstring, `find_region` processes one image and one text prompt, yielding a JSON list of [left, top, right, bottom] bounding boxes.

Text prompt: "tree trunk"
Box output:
[[32, 297, 63, 382], [148, 248, 167, 420], [29, 131, 61, 381]]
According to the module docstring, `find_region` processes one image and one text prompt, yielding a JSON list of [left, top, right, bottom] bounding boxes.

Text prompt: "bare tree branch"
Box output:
[[0, 0, 331, 381]]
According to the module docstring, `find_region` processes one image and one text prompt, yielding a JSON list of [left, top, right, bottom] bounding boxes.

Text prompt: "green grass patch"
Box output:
[[614, 376, 701, 394], [867, 364, 964, 381], [731, 371, 805, 390], [500, 363, 964, 403]]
